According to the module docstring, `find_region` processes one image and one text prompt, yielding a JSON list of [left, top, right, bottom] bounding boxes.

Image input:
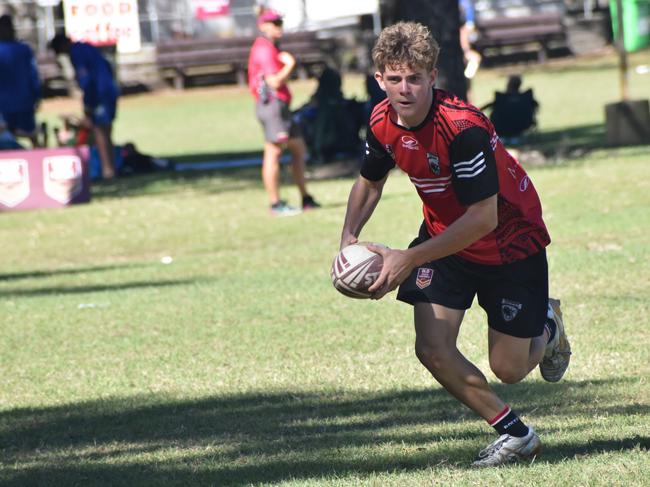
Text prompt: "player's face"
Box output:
[[375, 65, 436, 128]]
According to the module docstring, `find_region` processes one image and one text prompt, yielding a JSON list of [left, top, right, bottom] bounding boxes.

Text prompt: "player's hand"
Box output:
[[366, 245, 413, 299], [339, 232, 358, 250], [278, 51, 296, 68]]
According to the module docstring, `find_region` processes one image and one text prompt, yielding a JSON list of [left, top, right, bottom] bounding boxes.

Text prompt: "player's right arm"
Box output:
[[340, 174, 387, 249], [264, 51, 295, 90], [340, 129, 395, 249]]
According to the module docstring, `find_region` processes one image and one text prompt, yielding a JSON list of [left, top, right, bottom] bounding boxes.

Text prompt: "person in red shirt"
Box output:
[[247, 8, 319, 216], [339, 22, 572, 467]]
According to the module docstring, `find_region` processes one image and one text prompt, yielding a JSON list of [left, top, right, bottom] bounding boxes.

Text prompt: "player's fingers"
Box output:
[[368, 269, 387, 293], [366, 243, 388, 256]]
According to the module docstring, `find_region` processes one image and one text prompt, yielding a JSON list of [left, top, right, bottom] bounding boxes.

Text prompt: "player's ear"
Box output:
[[374, 71, 386, 91], [429, 68, 438, 87]]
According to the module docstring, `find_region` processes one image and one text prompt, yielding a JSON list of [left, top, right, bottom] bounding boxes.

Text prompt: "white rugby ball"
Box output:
[[331, 242, 384, 299]]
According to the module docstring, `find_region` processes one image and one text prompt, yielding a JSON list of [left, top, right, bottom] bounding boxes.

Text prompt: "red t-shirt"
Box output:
[[361, 89, 550, 265], [247, 36, 291, 104]]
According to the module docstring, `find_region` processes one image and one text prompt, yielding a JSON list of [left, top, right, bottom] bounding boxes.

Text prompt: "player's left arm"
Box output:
[[368, 126, 498, 298]]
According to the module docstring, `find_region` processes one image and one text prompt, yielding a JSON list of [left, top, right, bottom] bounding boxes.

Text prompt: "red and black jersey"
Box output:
[[361, 89, 550, 265]]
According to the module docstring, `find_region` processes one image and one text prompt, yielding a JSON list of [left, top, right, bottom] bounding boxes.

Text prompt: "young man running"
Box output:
[[339, 22, 571, 467]]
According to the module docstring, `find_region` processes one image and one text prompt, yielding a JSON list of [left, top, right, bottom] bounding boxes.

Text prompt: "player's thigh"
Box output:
[[397, 222, 478, 311], [257, 99, 290, 143], [414, 302, 465, 350], [286, 135, 306, 157], [476, 250, 548, 340]]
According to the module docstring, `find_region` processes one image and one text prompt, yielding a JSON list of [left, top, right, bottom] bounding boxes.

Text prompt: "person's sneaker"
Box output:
[[540, 298, 572, 382], [472, 428, 542, 468], [302, 194, 321, 210], [270, 200, 301, 217]]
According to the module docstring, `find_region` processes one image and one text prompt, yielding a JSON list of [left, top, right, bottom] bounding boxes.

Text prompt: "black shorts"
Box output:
[[397, 223, 549, 338], [255, 98, 302, 143]]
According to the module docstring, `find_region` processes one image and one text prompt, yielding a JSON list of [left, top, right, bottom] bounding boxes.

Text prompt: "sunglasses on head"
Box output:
[[271, 19, 283, 26]]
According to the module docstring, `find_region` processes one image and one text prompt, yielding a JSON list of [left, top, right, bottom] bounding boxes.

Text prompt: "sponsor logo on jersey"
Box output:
[[519, 175, 530, 192], [416, 267, 433, 289], [0, 159, 30, 208], [501, 298, 523, 322], [426, 152, 441, 175], [507, 166, 517, 180], [42, 155, 83, 204], [385, 144, 395, 159], [401, 135, 419, 151]]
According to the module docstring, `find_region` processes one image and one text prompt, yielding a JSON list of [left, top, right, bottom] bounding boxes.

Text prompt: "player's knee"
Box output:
[[415, 340, 451, 372], [490, 363, 526, 384]]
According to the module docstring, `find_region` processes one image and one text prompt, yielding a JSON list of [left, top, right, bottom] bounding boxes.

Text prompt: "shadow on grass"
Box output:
[[1, 378, 647, 486], [0, 277, 205, 298], [0, 262, 152, 282]]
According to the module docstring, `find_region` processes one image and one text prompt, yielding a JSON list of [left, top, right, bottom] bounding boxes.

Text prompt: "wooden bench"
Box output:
[[474, 12, 567, 62], [156, 31, 338, 90]]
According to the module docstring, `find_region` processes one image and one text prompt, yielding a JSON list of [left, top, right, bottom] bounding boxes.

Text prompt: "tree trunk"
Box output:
[[382, 0, 468, 100]]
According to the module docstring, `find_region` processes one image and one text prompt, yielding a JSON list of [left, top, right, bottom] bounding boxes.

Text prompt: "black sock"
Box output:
[[490, 406, 530, 438]]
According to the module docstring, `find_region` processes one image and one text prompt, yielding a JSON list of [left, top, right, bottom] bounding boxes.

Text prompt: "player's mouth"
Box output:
[[397, 100, 414, 108]]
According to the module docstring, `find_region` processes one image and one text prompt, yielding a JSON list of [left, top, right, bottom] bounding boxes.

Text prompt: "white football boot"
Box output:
[[540, 298, 572, 382], [472, 428, 542, 467]]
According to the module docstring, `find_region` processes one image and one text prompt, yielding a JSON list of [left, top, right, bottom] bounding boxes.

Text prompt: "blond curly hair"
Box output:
[[372, 22, 440, 73]]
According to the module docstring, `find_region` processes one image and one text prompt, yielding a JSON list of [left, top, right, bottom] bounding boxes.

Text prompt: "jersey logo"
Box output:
[[416, 268, 433, 289], [519, 175, 530, 192], [426, 153, 440, 175], [501, 299, 523, 322], [453, 151, 486, 179], [401, 135, 419, 151]]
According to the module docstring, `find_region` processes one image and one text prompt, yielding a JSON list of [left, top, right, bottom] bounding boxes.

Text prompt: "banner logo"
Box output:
[[0, 159, 30, 208], [43, 155, 83, 204]]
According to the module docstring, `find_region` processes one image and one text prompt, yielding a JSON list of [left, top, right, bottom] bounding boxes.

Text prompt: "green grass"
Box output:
[[2, 49, 650, 486]]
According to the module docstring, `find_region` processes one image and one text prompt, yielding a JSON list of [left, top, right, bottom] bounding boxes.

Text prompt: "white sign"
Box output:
[[63, 0, 141, 53], [305, 0, 379, 22]]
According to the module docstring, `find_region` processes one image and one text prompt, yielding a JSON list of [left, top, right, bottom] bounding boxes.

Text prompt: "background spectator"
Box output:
[[247, 8, 320, 216], [0, 14, 42, 148], [49, 33, 119, 179], [482, 75, 539, 144]]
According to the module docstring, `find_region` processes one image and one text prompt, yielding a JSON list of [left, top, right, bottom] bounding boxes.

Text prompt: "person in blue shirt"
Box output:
[[0, 14, 42, 148], [49, 33, 119, 179]]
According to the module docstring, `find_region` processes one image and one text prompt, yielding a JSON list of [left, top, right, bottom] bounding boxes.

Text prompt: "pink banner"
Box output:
[[192, 0, 230, 20], [0, 147, 91, 211]]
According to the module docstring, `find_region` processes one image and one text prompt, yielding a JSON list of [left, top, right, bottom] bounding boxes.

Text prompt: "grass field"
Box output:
[[1, 49, 650, 486]]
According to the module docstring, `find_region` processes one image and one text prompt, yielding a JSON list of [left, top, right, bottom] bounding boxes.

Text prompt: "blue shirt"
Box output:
[[0, 40, 41, 113], [69, 42, 119, 109]]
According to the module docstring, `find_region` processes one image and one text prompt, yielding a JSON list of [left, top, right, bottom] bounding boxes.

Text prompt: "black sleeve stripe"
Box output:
[[436, 119, 453, 145], [369, 117, 385, 129]]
